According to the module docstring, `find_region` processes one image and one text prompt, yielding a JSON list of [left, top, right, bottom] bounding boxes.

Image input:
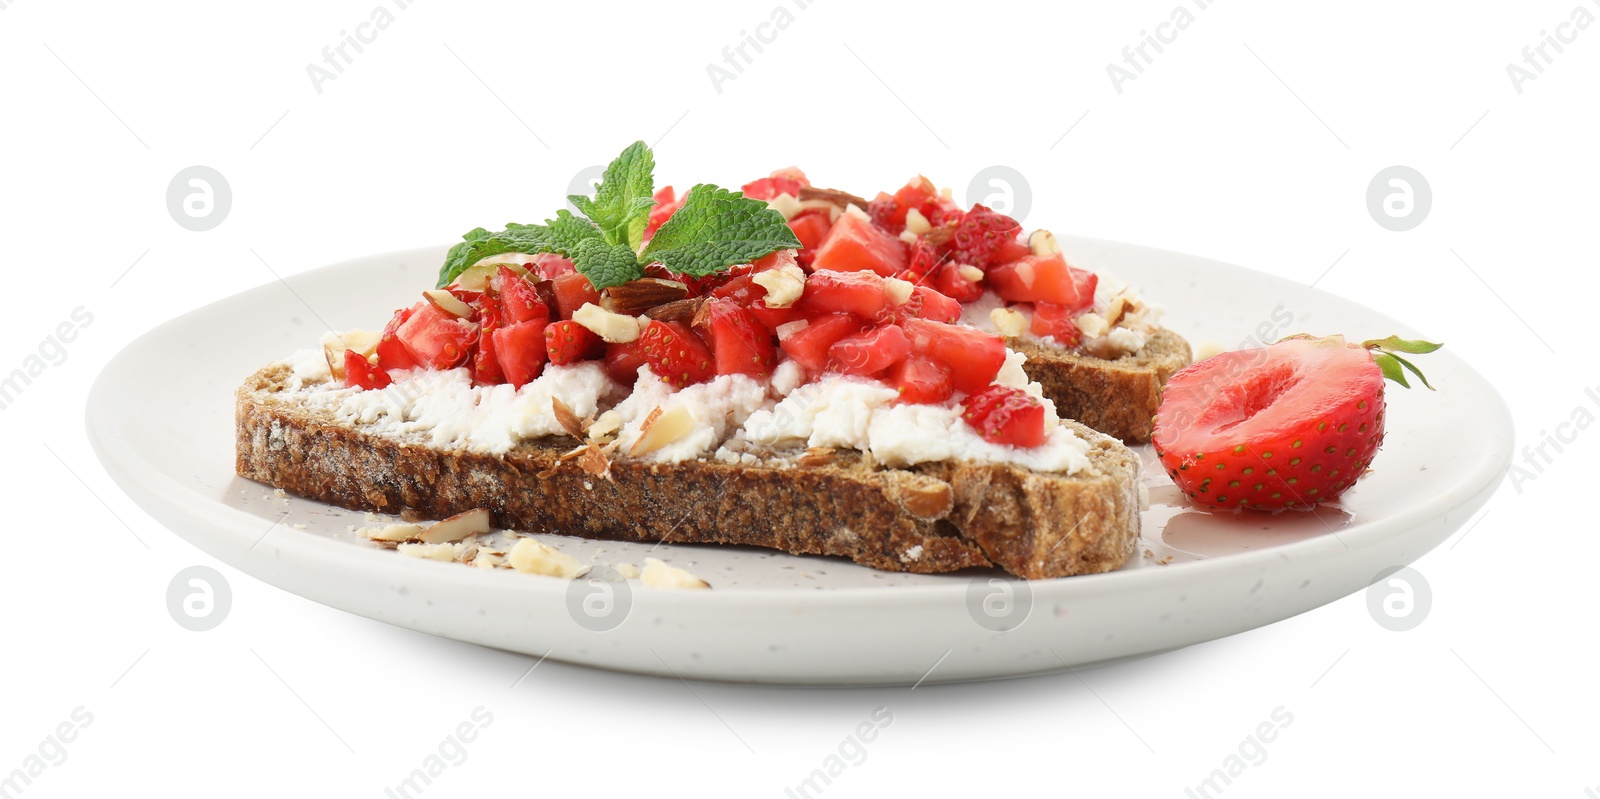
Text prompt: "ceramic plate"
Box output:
[[86, 239, 1512, 684]]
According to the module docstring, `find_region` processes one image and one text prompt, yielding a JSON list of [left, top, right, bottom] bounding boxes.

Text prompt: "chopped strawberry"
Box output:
[[930, 261, 985, 303], [796, 270, 889, 319], [705, 299, 778, 378], [741, 175, 805, 201], [991, 238, 1031, 265], [551, 273, 602, 319], [891, 286, 963, 325], [828, 324, 909, 377], [376, 306, 419, 370], [446, 288, 484, 317], [544, 319, 604, 365], [711, 274, 765, 305], [962, 386, 1047, 448], [491, 320, 548, 388], [868, 176, 939, 232], [752, 249, 799, 272], [344, 350, 392, 390], [902, 238, 944, 283], [1152, 334, 1438, 512], [887, 355, 954, 405], [499, 265, 550, 324], [769, 166, 810, 186], [471, 292, 506, 386], [533, 253, 576, 280], [902, 318, 1007, 394], [603, 339, 649, 385], [987, 254, 1097, 308], [645, 186, 683, 240], [639, 320, 716, 388], [1030, 302, 1082, 346], [778, 313, 865, 373], [788, 212, 833, 267], [810, 210, 907, 276], [867, 192, 903, 234], [946, 204, 1022, 268], [396, 302, 478, 370]]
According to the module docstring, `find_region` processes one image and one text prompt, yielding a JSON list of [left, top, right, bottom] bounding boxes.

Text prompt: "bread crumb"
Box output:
[[642, 558, 709, 589], [507, 538, 586, 578]]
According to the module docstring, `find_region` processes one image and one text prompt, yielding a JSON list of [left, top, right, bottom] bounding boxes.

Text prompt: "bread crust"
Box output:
[[1015, 327, 1192, 443], [235, 364, 1141, 579]]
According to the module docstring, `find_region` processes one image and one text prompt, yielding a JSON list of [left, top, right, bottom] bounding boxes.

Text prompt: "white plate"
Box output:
[[86, 240, 1512, 685]]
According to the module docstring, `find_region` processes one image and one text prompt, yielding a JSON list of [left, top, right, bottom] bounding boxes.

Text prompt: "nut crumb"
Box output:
[[641, 557, 710, 589]]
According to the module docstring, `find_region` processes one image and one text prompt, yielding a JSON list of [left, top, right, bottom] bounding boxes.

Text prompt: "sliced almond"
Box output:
[[797, 186, 868, 209], [578, 442, 611, 479], [602, 278, 689, 316], [452, 262, 499, 292], [797, 447, 836, 468], [904, 207, 932, 236], [990, 307, 1029, 338], [883, 277, 915, 306], [644, 297, 704, 325], [1075, 312, 1110, 339], [641, 558, 710, 590], [898, 230, 918, 244], [419, 508, 491, 544], [551, 397, 585, 439], [588, 409, 624, 441], [397, 542, 459, 561], [958, 265, 985, 283], [751, 264, 806, 309], [507, 538, 585, 578], [924, 224, 956, 248], [1029, 229, 1061, 256], [629, 405, 694, 457], [423, 289, 474, 319], [1102, 296, 1129, 328], [365, 523, 426, 542], [573, 302, 643, 343]]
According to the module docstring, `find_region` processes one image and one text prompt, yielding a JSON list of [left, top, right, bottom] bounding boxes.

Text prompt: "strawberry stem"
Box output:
[[1363, 336, 1443, 390]]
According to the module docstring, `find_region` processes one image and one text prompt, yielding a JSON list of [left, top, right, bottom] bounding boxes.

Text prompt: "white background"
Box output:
[[2, 0, 1596, 796]]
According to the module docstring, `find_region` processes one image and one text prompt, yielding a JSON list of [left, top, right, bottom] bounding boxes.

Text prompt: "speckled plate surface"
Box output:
[[86, 240, 1512, 684]]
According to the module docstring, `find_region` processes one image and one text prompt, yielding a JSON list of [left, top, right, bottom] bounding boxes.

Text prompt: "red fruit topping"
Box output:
[[491, 320, 548, 388], [396, 302, 478, 370], [947, 205, 1022, 268], [902, 318, 1007, 395], [962, 386, 1047, 448], [544, 319, 604, 365], [810, 210, 908, 276], [778, 313, 866, 373], [639, 320, 716, 388], [828, 324, 910, 377], [887, 355, 954, 404], [705, 299, 778, 378], [344, 350, 392, 391]]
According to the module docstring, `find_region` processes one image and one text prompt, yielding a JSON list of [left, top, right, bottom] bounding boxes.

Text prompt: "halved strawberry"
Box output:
[[902, 318, 1006, 395], [828, 324, 909, 377], [988, 254, 1097, 308], [778, 313, 865, 373], [471, 292, 506, 386], [491, 320, 548, 388], [887, 355, 954, 404], [396, 302, 478, 370], [639, 320, 716, 388], [545, 319, 604, 365], [344, 350, 392, 390], [551, 273, 601, 319], [376, 305, 419, 370], [796, 270, 888, 319], [946, 204, 1022, 268], [1030, 302, 1082, 346], [603, 339, 649, 385], [1152, 335, 1441, 512], [962, 386, 1047, 447], [705, 299, 778, 378], [810, 210, 907, 276], [499, 266, 550, 324]]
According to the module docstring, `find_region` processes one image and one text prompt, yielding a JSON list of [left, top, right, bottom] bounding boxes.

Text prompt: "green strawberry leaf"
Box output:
[[1373, 352, 1410, 388], [639, 184, 801, 277], [571, 238, 645, 290], [1386, 352, 1435, 390]]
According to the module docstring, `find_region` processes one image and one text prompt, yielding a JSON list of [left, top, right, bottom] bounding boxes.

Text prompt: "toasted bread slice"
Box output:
[[236, 363, 1141, 579], [1015, 327, 1191, 443]]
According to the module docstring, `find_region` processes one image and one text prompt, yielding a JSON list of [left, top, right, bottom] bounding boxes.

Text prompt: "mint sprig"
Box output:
[[435, 141, 800, 291]]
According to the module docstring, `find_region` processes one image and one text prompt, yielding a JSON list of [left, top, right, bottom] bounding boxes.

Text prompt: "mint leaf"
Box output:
[[639, 184, 801, 277], [435, 216, 603, 288], [571, 238, 644, 290], [572, 140, 656, 248]]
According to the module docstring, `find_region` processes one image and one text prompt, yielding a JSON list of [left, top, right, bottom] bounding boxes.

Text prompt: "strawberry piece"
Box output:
[[867, 192, 903, 234], [991, 238, 1031, 266], [810, 210, 907, 276], [603, 340, 649, 385], [930, 261, 985, 303], [533, 253, 577, 280], [778, 313, 866, 373], [550, 273, 601, 320], [902, 238, 944, 283], [1030, 302, 1082, 346], [752, 249, 799, 273], [499, 266, 550, 324], [892, 285, 963, 325], [988, 254, 1097, 308], [887, 355, 954, 405], [961, 386, 1047, 447], [788, 211, 833, 267], [645, 186, 683, 240], [376, 306, 419, 370], [947, 204, 1022, 268], [639, 320, 716, 388], [705, 299, 778, 378], [741, 175, 806, 201], [544, 319, 604, 365], [828, 324, 909, 377], [343, 350, 392, 391], [902, 318, 1007, 395], [471, 292, 506, 386], [796, 270, 889, 319], [396, 302, 478, 370], [491, 320, 548, 388], [1152, 335, 1394, 511]]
